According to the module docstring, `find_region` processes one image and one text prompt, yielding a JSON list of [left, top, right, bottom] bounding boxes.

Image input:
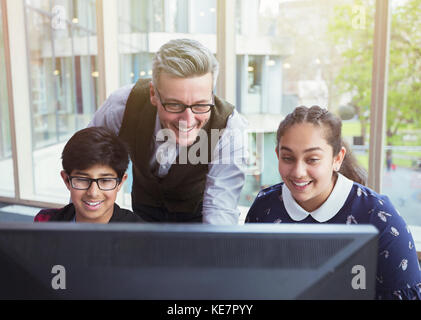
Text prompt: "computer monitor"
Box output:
[[0, 223, 378, 299]]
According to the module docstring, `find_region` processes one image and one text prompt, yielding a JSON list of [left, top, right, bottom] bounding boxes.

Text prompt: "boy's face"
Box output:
[[61, 164, 127, 223]]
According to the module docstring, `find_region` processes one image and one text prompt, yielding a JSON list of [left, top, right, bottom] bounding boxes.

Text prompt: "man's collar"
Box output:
[[282, 173, 354, 222], [153, 113, 163, 138]]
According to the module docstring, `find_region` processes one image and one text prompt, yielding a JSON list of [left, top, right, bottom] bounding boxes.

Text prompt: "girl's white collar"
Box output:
[[282, 173, 354, 222]]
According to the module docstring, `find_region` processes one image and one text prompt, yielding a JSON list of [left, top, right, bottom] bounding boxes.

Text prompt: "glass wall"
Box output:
[[382, 0, 421, 226], [0, 3, 14, 197], [25, 0, 98, 202], [117, 0, 217, 206], [118, 0, 217, 86], [1, 0, 420, 229], [236, 0, 375, 207]]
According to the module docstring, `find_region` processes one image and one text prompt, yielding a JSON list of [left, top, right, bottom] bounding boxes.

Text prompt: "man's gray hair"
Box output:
[[152, 38, 219, 89]]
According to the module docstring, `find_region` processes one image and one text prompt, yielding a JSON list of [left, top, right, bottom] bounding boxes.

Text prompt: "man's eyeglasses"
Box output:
[[68, 176, 121, 191], [155, 88, 214, 114]]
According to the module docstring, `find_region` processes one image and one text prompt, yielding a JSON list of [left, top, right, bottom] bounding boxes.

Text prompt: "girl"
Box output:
[[246, 105, 421, 300]]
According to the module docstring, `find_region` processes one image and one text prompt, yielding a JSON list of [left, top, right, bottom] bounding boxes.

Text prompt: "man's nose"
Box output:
[[178, 108, 196, 126]]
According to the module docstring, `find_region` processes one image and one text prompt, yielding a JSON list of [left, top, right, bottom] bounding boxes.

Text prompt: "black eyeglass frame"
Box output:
[[155, 88, 215, 114], [68, 176, 121, 191]]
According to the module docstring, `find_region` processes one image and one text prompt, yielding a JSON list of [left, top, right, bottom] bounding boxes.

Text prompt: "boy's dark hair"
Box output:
[[62, 127, 129, 179]]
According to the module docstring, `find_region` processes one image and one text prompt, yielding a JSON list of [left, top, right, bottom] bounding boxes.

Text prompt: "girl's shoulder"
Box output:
[[255, 183, 283, 200], [349, 183, 394, 210], [349, 182, 407, 232], [246, 183, 286, 223]]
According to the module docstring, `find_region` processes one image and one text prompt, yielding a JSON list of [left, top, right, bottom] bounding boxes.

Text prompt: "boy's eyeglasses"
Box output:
[[155, 88, 214, 114], [68, 176, 121, 191]]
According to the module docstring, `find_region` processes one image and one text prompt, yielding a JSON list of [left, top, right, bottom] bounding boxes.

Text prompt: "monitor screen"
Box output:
[[0, 223, 378, 299]]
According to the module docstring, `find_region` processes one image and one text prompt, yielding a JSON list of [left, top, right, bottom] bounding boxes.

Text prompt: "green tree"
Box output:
[[328, 0, 421, 145], [387, 0, 421, 142]]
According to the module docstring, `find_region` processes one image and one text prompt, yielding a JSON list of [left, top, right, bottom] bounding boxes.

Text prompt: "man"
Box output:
[[89, 39, 247, 224]]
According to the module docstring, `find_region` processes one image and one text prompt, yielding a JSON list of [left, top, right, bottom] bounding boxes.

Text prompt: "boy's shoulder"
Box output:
[[34, 208, 58, 222], [34, 204, 75, 222], [109, 204, 144, 223], [34, 204, 143, 223]]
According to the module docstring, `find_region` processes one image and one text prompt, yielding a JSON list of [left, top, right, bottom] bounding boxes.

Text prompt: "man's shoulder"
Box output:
[[89, 83, 138, 131], [226, 109, 249, 130], [213, 96, 248, 131], [107, 83, 137, 106], [124, 79, 154, 112], [214, 95, 235, 110], [213, 96, 234, 119]]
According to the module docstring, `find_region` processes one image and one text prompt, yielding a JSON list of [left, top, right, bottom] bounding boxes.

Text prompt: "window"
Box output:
[[382, 0, 421, 227], [0, 2, 14, 197], [117, 0, 217, 207], [25, 0, 98, 202], [236, 0, 376, 207], [1, 0, 419, 230]]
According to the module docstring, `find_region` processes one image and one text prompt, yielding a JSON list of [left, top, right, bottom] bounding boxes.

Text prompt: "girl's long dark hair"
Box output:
[[276, 105, 367, 185]]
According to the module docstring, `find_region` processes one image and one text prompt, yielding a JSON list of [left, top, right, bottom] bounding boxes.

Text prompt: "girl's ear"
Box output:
[[60, 170, 71, 191], [117, 173, 128, 192], [334, 146, 347, 171]]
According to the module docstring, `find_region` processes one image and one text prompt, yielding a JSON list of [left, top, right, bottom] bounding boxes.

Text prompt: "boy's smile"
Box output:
[[61, 164, 127, 223]]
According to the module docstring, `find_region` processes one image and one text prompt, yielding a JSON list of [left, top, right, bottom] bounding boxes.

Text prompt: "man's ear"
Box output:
[[60, 170, 71, 191], [117, 173, 128, 192], [275, 145, 280, 160], [150, 82, 157, 107]]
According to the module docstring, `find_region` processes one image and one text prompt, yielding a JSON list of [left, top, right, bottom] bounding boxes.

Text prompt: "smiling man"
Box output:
[[152, 72, 214, 147], [89, 39, 247, 224]]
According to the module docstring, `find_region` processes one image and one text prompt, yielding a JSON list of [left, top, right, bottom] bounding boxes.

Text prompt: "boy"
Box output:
[[35, 127, 142, 223]]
